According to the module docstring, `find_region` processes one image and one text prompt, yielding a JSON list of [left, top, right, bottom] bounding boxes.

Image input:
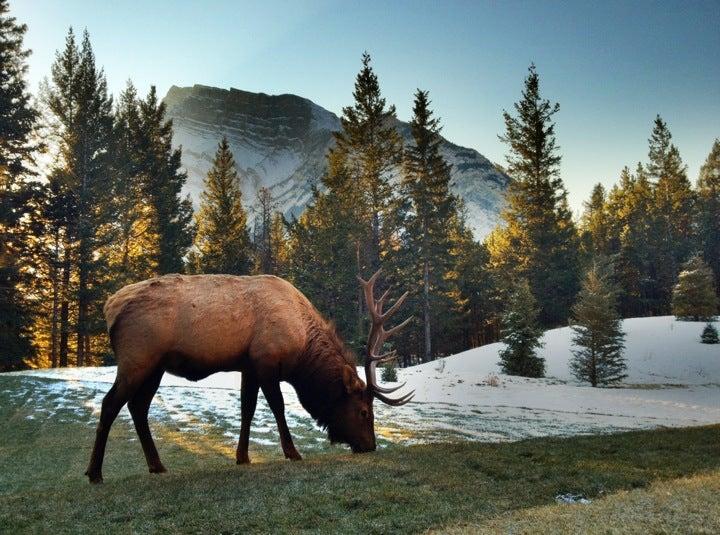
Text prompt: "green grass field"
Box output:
[[1, 375, 718, 534]]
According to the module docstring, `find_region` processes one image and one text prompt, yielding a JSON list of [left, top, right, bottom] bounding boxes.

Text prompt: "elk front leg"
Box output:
[[236, 372, 259, 464], [261, 381, 302, 461]]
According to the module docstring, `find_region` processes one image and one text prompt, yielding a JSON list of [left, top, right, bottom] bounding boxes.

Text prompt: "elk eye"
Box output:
[[359, 409, 368, 418]]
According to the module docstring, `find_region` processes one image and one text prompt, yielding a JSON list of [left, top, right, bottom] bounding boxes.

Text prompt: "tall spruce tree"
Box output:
[[671, 255, 718, 321], [580, 183, 611, 258], [570, 262, 627, 387], [288, 53, 402, 347], [0, 0, 37, 369], [398, 89, 461, 362], [492, 64, 580, 326], [647, 115, 695, 310], [108, 81, 158, 285], [194, 137, 251, 274], [44, 29, 115, 366], [498, 279, 545, 377], [135, 86, 193, 274], [333, 53, 402, 294], [697, 139, 720, 291]]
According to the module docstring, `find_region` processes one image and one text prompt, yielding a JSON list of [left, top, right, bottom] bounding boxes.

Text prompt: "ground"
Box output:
[[1, 316, 718, 533]]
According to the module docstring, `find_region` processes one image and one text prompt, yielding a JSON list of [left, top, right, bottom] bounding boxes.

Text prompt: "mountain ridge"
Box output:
[[163, 84, 510, 239]]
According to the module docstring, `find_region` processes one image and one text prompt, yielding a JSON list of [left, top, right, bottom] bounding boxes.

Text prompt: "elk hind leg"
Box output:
[[86, 379, 133, 484], [128, 367, 166, 474]]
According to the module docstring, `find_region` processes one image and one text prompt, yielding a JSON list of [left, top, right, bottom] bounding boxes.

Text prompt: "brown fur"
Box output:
[[86, 274, 375, 483]]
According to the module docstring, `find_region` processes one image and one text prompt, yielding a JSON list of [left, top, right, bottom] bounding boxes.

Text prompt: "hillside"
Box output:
[[163, 85, 510, 239]]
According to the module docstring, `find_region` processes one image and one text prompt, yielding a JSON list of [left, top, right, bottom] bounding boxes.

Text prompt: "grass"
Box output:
[[1, 375, 719, 534]]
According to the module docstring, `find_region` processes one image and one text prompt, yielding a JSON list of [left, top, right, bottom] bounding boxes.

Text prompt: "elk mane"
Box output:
[[290, 310, 358, 429]]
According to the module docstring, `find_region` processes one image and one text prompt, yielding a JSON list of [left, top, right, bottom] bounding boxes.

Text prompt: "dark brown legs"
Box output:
[[128, 368, 166, 474], [85, 380, 133, 484], [86, 367, 165, 484], [261, 381, 301, 461], [236, 372, 259, 464]]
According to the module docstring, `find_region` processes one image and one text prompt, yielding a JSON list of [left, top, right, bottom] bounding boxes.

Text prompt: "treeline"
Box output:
[[1, 1, 719, 371]]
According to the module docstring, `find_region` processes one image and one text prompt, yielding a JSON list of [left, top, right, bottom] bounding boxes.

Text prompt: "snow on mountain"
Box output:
[[163, 85, 509, 239]]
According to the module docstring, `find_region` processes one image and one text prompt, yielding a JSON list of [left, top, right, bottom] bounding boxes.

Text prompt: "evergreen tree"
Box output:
[[44, 29, 115, 366], [397, 89, 461, 362], [606, 164, 659, 316], [108, 81, 158, 285], [498, 279, 545, 377], [252, 187, 288, 275], [286, 178, 360, 349], [569, 262, 627, 387], [135, 86, 194, 274], [332, 51, 402, 283], [287, 53, 402, 347], [492, 64, 580, 326], [671, 255, 718, 321], [697, 139, 720, 291], [701, 323, 719, 344], [194, 137, 251, 274], [0, 0, 37, 369], [647, 115, 695, 310], [580, 183, 611, 258]]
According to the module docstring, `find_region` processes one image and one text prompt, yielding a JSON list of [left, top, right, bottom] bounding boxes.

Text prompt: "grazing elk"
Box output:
[[86, 270, 412, 483]]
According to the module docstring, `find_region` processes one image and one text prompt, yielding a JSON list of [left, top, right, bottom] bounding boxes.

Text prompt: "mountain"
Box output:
[[163, 85, 510, 239]]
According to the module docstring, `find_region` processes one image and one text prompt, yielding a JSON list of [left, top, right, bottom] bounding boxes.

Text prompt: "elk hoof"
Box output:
[[149, 463, 167, 474], [85, 470, 103, 484], [236, 455, 250, 465], [286, 450, 302, 461]]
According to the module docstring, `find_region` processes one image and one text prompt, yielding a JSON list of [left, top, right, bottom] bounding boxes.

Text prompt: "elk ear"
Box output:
[[342, 364, 364, 394]]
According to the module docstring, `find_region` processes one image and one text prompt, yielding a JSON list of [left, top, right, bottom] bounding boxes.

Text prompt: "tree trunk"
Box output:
[[50, 228, 60, 368], [423, 259, 432, 363], [59, 244, 71, 368]]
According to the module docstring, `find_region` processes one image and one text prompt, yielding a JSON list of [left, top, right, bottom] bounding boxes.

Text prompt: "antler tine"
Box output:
[[358, 269, 414, 407], [381, 291, 409, 321], [373, 390, 415, 406]]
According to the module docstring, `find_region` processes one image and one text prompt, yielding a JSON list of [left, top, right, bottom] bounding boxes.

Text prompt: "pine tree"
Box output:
[[492, 64, 580, 326], [606, 164, 659, 316], [697, 139, 720, 291], [44, 29, 115, 366], [135, 87, 193, 274], [108, 81, 158, 284], [569, 262, 627, 387], [287, 53, 402, 347], [701, 323, 719, 344], [397, 89, 461, 362], [671, 255, 718, 321], [498, 279, 545, 377], [647, 115, 695, 311], [332, 51, 402, 282], [194, 137, 251, 274], [0, 0, 37, 369], [580, 183, 611, 258]]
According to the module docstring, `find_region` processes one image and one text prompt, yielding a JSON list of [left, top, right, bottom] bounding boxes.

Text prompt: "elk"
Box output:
[[85, 270, 412, 483]]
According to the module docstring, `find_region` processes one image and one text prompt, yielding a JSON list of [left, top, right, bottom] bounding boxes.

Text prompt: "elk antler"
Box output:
[[358, 269, 414, 406]]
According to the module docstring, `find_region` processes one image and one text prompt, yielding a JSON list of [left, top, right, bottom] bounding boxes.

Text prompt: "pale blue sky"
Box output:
[[13, 0, 720, 212]]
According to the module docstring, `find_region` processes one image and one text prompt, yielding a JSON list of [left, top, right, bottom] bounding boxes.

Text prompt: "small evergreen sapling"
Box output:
[[701, 323, 719, 344], [671, 255, 719, 321], [570, 264, 627, 387], [498, 279, 545, 378], [381, 361, 398, 382]]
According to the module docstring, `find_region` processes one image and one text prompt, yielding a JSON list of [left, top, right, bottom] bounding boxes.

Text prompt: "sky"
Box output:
[[12, 0, 720, 213]]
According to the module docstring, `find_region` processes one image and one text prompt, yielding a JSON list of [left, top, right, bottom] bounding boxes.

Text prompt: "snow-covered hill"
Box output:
[[163, 85, 510, 239], [4, 317, 718, 450], [410, 316, 720, 386]]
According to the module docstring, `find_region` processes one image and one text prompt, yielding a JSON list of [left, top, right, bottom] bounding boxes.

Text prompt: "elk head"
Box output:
[[328, 269, 414, 453]]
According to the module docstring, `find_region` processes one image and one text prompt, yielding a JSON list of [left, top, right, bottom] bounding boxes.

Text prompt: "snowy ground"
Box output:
[[3, 316, 718, 452]]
